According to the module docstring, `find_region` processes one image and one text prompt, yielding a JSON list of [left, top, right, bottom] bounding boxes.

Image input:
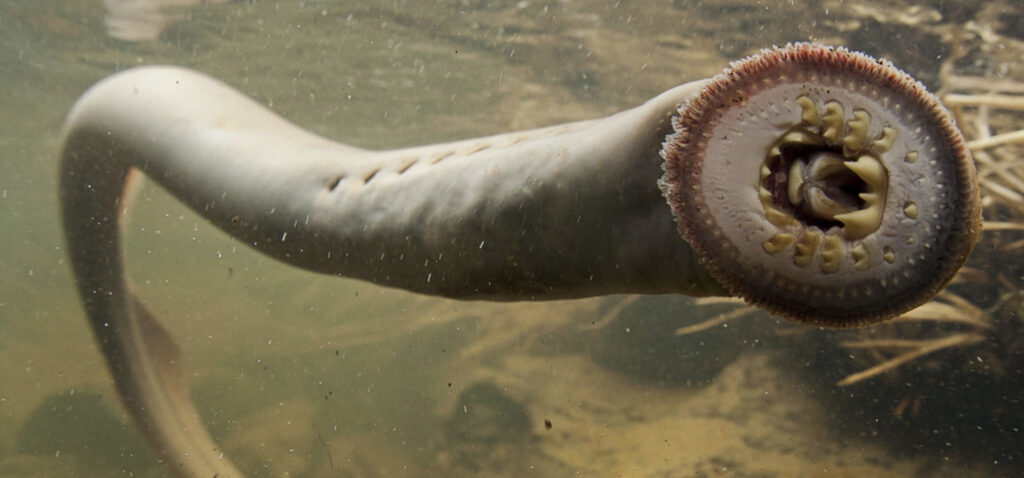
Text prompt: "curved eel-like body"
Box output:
[[58, 44, 979, 477]]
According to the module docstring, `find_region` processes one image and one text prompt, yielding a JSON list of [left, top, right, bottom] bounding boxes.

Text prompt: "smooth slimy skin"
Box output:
[[58, 44, 980, 477], [60, 67, 720, 477]]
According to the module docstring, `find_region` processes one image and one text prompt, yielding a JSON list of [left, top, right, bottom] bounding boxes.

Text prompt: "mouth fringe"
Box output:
[[660, 42, 983, 328]]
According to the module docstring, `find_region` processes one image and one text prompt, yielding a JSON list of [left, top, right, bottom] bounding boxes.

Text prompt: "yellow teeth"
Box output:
[[820, 233, 843, 273], [787, 160, 805, 206], [903, 201, 918, 219], [763, 233, 795, 254], [764, 205, 798, 226], [873, 127, 897, 152], [797, 95, 819, 125], [758, 95, 902, 275], [852, 243, 870, 271], [781, 129, 822, 146], [883, 246, 896, 264], [822, 101, 845, 141], [834, 155, 888, 239], [793, 230, 821, 267], [842, 110, 870, 151]]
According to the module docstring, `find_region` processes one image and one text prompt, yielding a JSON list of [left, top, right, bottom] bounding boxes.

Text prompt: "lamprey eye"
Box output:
[[660, 43, 982, 327]]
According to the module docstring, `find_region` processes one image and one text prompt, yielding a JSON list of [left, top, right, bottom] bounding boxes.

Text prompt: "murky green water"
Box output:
[[2, 1, 1022, 477]]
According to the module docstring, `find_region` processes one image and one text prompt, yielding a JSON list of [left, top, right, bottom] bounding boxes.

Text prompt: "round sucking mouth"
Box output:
[[758, 97, 892, 271], [660, 43, 982, 328]]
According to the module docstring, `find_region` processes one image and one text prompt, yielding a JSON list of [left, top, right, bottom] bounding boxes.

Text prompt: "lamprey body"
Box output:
[[59, 44, 980, 477]]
